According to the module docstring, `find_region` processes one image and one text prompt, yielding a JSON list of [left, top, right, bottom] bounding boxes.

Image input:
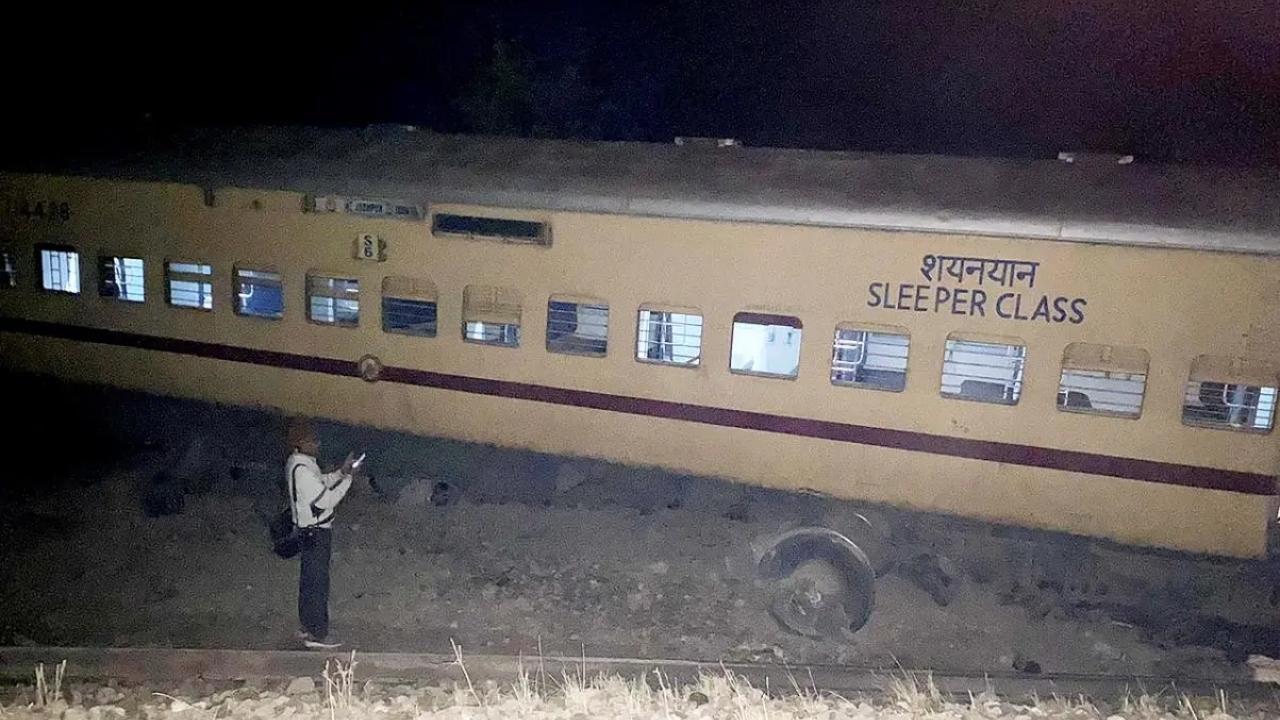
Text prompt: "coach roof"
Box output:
[[8, 125, 1280, 256]]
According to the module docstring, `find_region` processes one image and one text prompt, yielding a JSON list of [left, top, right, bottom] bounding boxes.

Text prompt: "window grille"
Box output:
[[38, 246, 81, 294], [547, 296, 608, 356], [636, 308, 702, 366], [235, 268, 284, 319], [1057, 343, 1149, 418], [382, 276, 438, 337], [1182, 355, 1277, 433], [941, 335, 1026, 405], [98, 256, 145, 302], [167, 261, 213, 310], [307, 274, 359, 326], [831, 325, 909, 391], [463, 285, 522, 347]]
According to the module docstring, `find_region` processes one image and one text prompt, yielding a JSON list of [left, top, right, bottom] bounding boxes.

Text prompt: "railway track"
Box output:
[[0, 646, 1271, 701]]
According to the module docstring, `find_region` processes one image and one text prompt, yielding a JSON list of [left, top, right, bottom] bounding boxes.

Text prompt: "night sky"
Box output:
[[6, 1, 1279, 164]]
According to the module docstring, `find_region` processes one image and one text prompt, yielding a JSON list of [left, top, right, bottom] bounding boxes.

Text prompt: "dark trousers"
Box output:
[[298, 528, 332, 638]]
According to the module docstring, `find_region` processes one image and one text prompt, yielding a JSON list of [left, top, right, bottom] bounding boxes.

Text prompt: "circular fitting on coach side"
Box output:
[[357, 354, 384, 383]]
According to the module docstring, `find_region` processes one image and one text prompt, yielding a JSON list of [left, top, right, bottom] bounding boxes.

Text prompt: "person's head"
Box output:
[[287, 418, 320, 456]]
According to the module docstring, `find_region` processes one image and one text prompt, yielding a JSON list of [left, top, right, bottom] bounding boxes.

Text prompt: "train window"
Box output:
[[1, 249, 16, 288], [830, 324, 909, 392], [547, 295, 608, 357], [307, 274, 360, 327], [166, 261, 213, 310], [382, 276, 438, 337], [730, 312, 801, 378], [97, 256, 146, 303], [636, 307, 702, 367], [462, 285, 521, 347], [234, 267, 284, 319], [433, 213, 550, 246], [1182, 355, 1277, 433], [1057, 343, 1148, 418], [37, 245, 81, 294], [940, 333, 1026, 405]]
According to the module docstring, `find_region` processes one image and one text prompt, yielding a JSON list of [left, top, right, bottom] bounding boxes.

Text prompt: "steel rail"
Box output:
[[0, 647, 1268, 700]]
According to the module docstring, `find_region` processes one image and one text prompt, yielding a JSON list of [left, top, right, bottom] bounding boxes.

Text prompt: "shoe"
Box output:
[[302, 634, 342, 649]]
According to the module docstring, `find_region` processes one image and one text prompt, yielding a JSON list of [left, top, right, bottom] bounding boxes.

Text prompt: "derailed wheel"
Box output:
[[757, 527, 875, 639]]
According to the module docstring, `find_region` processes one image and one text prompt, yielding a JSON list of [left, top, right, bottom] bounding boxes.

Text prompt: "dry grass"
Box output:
[[885, 669, 945, 715], [449, 639, 486, 707], [322, 651, 359, 719], [33, 661, 64, 710], [5, 655, 1277, 719]]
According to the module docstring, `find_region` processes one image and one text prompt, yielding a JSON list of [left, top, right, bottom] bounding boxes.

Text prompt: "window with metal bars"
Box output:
[[462, 285, 521, 347], [636, 308, 702, 366], [1183, 383, 1276, 432], [37, 245, 80, 294], [546, 296, 608, 357], [382, 276, 437, 337], [98, 256, 146, 302], [432, 213, 550, 246], [1056, 343, 1148, 418], [830, 325, 909, 391], [166, 261, 213, 310], [1182, 356, 1276, 433], [1, 249, 16, 288], [234, 268, 284, 319], [730, 312, 801, 378], [307, 274, 360, 326], [940, 335, 1026, 405], [1058, 370, 1147, 416]]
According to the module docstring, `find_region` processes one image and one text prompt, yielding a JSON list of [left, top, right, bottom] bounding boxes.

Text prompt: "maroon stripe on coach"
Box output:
[[2, 316, 1275, 496]]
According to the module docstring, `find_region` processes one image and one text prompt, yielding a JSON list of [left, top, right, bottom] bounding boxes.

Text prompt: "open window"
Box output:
[[1, 248, 17, 288], [235, 267, 284, 319], [37, 245, 80, 294], [307, 274, 359, 327], [547, 295, 608, 357], [730, 312, 801, 379], [463, 285, 521, 347], [98, 256, 146, 303], [940, 333, 1026, 405], [1182, 355, 1277, 433], [636, 306, 702, 367], [830, 323, 909, 392], [383, 276, 438, 337], [1057, 343, 1148, 418], [166, 261, 213, 310]]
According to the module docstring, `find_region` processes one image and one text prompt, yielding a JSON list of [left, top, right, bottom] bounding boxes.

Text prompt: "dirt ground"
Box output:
[[2, 376, 1277, 680]]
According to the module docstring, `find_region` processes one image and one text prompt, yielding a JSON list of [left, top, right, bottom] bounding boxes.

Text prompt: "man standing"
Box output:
[[286, 419, 356, 649]]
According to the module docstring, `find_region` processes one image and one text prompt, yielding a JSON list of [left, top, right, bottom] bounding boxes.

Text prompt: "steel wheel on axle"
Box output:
[[757, 527, 876, 640]]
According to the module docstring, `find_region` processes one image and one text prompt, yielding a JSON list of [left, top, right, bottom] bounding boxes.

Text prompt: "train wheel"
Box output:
[[756, 527, 875, 639]]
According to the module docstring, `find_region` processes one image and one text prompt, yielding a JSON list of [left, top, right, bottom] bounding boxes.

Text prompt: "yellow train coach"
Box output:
[[1, 128, 1277, 577]]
